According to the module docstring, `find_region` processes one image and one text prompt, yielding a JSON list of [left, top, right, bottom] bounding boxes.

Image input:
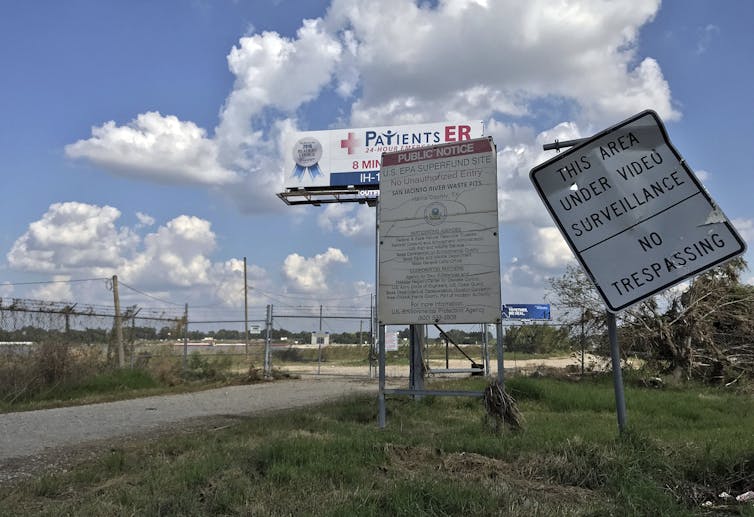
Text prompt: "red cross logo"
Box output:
[[340, 132, 358, 154]]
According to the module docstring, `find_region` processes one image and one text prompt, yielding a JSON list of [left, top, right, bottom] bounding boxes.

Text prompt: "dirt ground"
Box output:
[[279, 354, 606, 377]]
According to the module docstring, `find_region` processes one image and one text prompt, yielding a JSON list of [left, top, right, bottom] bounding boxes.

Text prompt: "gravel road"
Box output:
[[0, 378, 377, 485]]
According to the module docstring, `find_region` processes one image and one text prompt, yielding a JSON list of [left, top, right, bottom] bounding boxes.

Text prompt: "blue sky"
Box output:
[[1, 0, 752, 329]]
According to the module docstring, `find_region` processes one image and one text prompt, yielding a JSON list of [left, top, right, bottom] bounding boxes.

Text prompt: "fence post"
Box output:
[[317, 304, 323, 375], [369, 294, 376, 378], [244, 256, 249, 356], [264, 304, 272, 377], [496, 321, 505, 385]]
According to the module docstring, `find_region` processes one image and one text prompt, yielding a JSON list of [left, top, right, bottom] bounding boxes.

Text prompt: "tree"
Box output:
[[622, 258, 754, 383], [548, 259, 754, 383], [547, 264, 610, 355], [504, 324, 571, 354]]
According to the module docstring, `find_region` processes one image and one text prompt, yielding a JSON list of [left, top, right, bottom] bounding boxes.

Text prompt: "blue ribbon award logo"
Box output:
[[291, 137, 323, 180]]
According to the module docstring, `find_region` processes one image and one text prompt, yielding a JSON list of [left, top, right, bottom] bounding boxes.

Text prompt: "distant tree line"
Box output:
[[1, 324, 573, 355]]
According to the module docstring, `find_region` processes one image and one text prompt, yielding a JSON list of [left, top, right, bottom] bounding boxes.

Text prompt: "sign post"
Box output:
[[531, 110, 746, 433]]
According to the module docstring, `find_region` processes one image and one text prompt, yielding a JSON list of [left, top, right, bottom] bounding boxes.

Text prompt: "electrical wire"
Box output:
[[117, 281, 186, 307], [0, 277, 108, 286], [247, 285, 373, 302]]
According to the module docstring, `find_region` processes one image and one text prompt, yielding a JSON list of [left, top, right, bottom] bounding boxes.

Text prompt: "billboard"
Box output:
[[283, 121, 483, 189], [502, 304, 551, 320], [378, 137, 501, 325]]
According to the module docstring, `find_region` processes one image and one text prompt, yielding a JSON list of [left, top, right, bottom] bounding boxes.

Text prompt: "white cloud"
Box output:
[[216, 19, 342, 159], [694, 169, 710, 182], [121, 215, 216, 287], [317, 203, 375, 242], [732, 218, 753, 246], [0, 282, 14, 298], [696, 24, 720, 55], [328, 0, 677, 126], [7, 202, 138, 273], [282, 247, 349, 292], [65, 0, 678, 220], [6, 203, 272, 308], [29, 275, 74, 302], [529, 226, 575, 269], [136, 212, 155, 227], [353, 280, 374, 298], [496, 120, 584, 226], [208, 258, 271, 307], [66, 112, 238, 186], [501, 262, 550, 304]]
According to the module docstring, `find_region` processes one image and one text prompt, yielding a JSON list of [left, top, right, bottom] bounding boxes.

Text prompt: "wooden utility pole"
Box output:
[[244, 256, 249, 356], [63, 304, 76, 334], [182, 303, 189, 370], [112, 275, 124, 368]]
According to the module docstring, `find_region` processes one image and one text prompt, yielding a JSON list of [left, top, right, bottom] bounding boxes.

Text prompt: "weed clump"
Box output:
[[483, 381, 523, 432]]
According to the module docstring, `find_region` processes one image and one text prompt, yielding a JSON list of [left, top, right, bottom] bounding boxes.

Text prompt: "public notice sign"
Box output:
[[530, 110, 746, 312], [378, 137, 502, 325]]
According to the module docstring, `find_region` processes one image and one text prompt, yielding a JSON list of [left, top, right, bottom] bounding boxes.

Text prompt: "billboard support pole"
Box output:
[[409, 324, 424, 399], [607, 311, 627, 433], [378, 324, 386, 428]]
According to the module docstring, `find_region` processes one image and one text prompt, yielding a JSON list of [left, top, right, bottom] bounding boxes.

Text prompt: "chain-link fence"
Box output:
[[1, 294, 585, 406], [0, 297, 186, 404]]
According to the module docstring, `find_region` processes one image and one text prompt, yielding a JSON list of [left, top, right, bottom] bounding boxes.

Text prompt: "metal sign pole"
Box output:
[[483, 323, 490, 376], [378, 324, 386, 428], [409, 324, 424, 399], [317, 305, 323, 376], [264, 304, 272, 377], [607, 311, 627, 433]]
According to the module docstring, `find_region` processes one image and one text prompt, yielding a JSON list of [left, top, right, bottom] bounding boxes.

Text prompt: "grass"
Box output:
[[0, 352, 265, 413], [2, 374, 754, 515], [1, 342, 561, 413]]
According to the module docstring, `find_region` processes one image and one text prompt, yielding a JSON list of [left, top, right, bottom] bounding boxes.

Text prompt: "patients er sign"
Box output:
[[530, 110, 746, 313], [283, 121, 483, 189], [378, 137, 501, 325]]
